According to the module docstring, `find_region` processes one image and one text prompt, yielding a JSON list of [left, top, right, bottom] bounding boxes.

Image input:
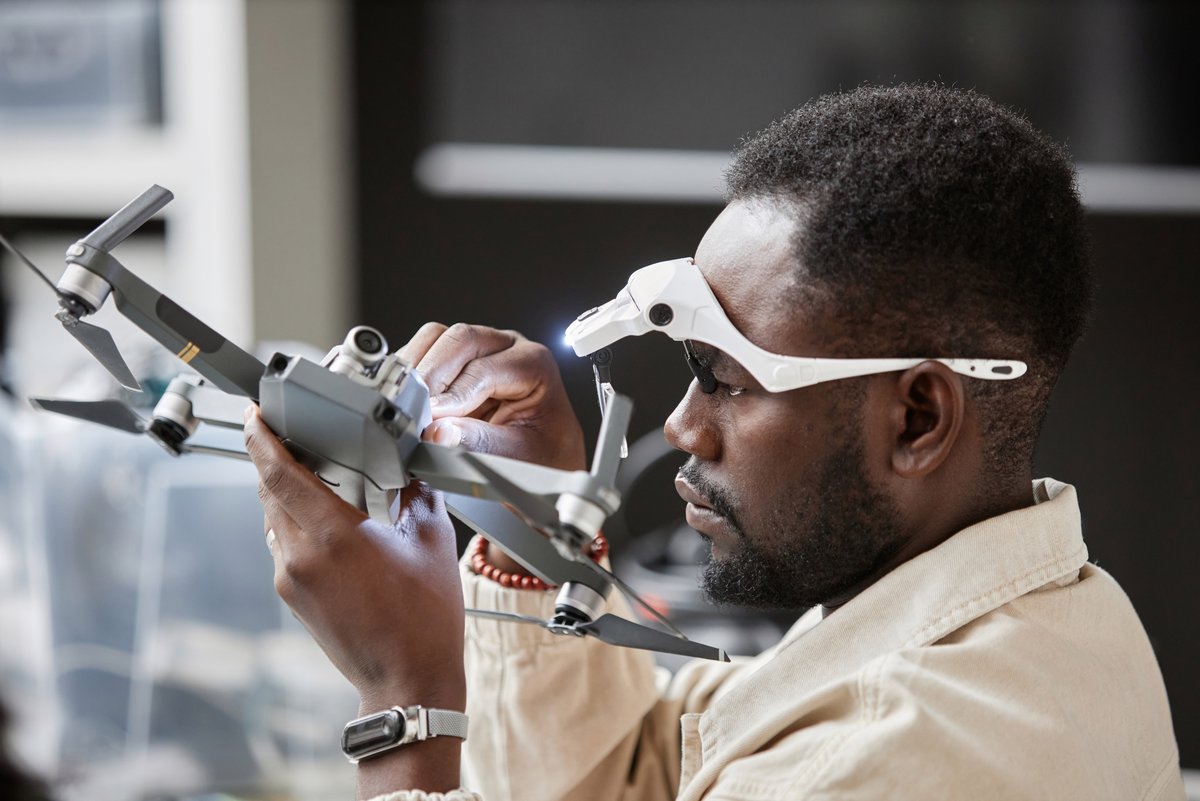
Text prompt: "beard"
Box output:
[[680, 430, 905, 612]]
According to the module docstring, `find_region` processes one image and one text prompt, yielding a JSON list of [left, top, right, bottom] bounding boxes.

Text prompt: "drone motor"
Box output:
[[56, 249, 113, 315]]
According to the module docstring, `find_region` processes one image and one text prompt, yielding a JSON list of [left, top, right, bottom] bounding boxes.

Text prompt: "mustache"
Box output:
[[678, 459, 745, 536]]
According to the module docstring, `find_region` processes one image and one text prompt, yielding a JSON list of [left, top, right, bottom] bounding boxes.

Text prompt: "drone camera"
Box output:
[[327, 325, 390, 379], [353, 328, 385, 356], [343, 325, 388, 362]]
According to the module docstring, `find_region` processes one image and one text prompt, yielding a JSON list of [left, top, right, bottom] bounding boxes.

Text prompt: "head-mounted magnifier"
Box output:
[[564, 258, 1027, 395]]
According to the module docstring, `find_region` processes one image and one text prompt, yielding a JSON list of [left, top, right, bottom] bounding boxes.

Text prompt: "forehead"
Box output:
[[692, 199, 812, 356]]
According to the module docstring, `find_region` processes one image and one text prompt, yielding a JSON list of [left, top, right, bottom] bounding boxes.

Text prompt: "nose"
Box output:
[[663, 381, 721, 462]]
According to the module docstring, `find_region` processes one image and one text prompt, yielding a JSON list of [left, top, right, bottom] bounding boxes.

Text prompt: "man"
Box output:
[[243, 84, 1184, 800]]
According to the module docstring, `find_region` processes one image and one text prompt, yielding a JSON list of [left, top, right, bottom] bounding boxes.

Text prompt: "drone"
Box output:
[[2, 185, 728, 663]]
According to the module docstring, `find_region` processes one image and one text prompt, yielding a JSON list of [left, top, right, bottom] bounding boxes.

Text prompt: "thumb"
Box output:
[[423, 416, 537, 460]]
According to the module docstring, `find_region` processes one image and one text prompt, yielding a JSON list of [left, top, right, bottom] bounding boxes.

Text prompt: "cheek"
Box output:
[[723, 398, 823, 492]]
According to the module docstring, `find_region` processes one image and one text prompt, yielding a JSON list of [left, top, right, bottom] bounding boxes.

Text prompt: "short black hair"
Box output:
[[725, 84, 1093, 481]]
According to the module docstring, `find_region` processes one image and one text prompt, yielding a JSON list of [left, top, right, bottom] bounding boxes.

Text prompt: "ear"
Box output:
[[888, 361, 966, 479]]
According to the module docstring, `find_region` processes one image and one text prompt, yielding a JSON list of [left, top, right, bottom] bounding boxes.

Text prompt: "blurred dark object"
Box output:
[[425, 0, 1200, 166]]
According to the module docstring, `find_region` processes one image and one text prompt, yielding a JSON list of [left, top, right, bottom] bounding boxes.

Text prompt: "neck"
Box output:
[[819, 473, 1033, 617]]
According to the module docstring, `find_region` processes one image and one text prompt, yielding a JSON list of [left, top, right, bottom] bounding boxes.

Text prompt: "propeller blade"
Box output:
[[60, 316, 141, 390], [0, 231, 62, 297], [80, 184, 173, 253], [29, 398, 147, 434], [579, 614, 729, 662], [466, 608, 727, 661], [458, 451, 561, 532], [465, 608, 555, 629]]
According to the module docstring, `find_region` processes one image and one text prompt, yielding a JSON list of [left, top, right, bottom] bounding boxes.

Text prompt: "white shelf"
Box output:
[[0, 128, 180, 218], [416, 143, 1200, 213]]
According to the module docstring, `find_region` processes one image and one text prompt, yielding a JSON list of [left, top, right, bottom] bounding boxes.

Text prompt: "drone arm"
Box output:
[[444, 493, 611, 593], [66, 246, 265, 399], [590, 393, 633, 487], [406, 442, 596, 508], [180, 443, 252, 462], [177, 379, 254, 429]]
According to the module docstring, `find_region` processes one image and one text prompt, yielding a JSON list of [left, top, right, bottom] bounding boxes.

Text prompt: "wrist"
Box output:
[[346, 703, 468, 797], [358, 680, 466, 719]]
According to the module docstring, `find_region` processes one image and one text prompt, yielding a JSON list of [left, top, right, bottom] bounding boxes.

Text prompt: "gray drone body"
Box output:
[[258, 330, 432, 521]]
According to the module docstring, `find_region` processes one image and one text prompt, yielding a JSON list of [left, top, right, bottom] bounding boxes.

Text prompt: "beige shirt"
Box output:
[[375, 480, 1184, 801]]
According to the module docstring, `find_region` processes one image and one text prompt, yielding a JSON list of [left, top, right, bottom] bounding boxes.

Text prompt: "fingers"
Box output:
[[423, 415, 572, 467], [415, 323, 521, 397], [243, 406, 363, 535], [429, 342, 560, 420], [397, 321, 448, 367], [381, 322, 585, 467], [423, 416, 508, 451]]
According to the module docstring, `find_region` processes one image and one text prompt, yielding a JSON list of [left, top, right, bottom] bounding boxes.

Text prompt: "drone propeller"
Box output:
[[29, 395, 251, 462], [28, 397, 147, 434], [458, 450, 563, 533], [465, 608, 728, 662], [56, 311, 141, 390], [0, 231, 141, 390], [579, 614, 728, 661]]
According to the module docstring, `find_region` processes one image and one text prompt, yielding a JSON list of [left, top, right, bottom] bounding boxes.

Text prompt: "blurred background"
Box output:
[[0, 0, 1196, 798]]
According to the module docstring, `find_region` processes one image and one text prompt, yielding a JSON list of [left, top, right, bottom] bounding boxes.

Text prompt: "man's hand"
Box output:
[[243, 406, 465, 794], [242, 321, 581, 792], [401, 322, 586, 471]]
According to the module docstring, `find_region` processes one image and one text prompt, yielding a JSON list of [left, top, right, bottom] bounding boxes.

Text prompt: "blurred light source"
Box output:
[[416, 143, 1200, 214], [415, 143, 730, 204]]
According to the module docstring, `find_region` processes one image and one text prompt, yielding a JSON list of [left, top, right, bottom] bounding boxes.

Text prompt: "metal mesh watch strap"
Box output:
[[424, 707, 469, 740], [342, 705, 469, 763]]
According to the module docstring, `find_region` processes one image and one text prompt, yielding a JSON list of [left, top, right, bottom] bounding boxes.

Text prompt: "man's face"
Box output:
[[664, 199, 905, 611]]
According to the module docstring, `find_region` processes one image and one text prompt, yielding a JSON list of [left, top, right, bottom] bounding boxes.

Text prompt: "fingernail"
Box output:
[[433, 423, 461, 446], [428, 394, 441, 407], [243, 405, 253, 422]]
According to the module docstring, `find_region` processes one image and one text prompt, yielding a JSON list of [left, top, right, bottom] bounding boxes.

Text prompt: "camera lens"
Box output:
[[354, 329, 384, 355]]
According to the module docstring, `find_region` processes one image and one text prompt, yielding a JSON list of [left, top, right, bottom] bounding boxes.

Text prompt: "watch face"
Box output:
[[342, 709, 406, 755]]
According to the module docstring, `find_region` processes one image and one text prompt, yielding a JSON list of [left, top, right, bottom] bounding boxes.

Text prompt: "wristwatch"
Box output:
[[341, 705, 469, 763]]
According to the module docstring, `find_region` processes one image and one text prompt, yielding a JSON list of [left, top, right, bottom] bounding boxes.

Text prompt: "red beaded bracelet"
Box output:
[[469, 532, 609, 591]]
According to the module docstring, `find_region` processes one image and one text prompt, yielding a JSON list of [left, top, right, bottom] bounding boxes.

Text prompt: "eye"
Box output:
[[683, 340, 750, 398]]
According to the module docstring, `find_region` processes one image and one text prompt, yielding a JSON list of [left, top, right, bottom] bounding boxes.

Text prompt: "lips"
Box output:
[[675, 475, 733, 538]]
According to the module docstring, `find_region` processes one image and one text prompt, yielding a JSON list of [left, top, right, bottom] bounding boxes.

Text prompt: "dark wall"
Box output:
[[351, 0, 1200, 766], [1035, 213, 1200, 762]]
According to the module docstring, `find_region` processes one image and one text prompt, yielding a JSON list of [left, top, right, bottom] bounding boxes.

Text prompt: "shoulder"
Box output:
[[706, 571, 1182, 800]]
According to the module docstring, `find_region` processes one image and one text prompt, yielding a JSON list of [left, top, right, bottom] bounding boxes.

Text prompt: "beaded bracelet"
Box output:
[[469, 532, 609, 591]]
